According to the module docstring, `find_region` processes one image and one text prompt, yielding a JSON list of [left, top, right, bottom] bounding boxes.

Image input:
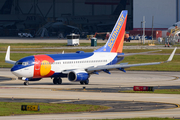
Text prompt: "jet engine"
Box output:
[[68, 70, 89, 82]]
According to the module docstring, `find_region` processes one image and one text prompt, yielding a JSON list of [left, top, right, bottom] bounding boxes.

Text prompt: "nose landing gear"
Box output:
[[24, 81, 29, 85], [53, 77, 62, 84]]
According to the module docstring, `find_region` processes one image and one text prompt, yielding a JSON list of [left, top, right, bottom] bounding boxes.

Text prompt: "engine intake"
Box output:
[[68, 70, 89, 82]]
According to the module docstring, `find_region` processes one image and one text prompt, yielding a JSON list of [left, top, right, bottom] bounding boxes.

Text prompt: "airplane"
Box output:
[[167, 21, 180, 35], [5, 10, 177, 85], [168, 21, 180, 30]]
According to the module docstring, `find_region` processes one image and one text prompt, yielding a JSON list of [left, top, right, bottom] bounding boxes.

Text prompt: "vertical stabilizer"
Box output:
[[94, 10, 128, 53]]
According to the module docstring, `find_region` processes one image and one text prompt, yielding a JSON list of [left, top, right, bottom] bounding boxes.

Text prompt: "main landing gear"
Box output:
[[24, 81, 29, 85], [80, 79, 89, 85], [53, 77, 62, 84]]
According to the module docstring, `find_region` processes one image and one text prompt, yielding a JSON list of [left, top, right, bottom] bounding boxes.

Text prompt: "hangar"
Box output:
[[0, 0, 179, 36]]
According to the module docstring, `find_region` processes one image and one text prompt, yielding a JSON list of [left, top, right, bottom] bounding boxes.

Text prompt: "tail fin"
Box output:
[[94, 10, 128, 53]]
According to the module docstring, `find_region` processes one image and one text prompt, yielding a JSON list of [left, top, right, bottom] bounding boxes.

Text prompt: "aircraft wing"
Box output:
[[86, 47, 177, 72], [66, 25, 80, 29]]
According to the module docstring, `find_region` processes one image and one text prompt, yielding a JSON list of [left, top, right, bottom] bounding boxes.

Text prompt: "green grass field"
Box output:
[[0, 43, 105, 49], [0, 53, 179, 71], [0, 43, 149, 49], [0, 42, 178, 50], [1, 48, 180, 55], [0, 43, 179, 71], [119, 89, 180, 94], [0, 102, 109, 116], [123, 55, 180, 71]]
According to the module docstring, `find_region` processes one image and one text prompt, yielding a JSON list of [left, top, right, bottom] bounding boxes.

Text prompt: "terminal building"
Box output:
[[0, 0, 179, 37]]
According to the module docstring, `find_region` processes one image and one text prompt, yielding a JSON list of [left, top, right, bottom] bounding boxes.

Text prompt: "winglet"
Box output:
[[5, 46, 16, 64], [166, 47, 177, 62]]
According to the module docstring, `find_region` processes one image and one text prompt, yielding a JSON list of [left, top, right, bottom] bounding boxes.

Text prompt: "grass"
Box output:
[[97, 118, 176, 120], [122, 55, 180, 71], [0, 42, 178, 50], [2, 48, 94, 53], [172, 44, 180, 47], [0, 43, 105, 49], [0, 53, 39, 68], [0, 42, 151, 49], [123, 49, 180, 54], [119, 89, 180, 94], [123, 43, 149, 46], [0, 102, 109, 116], [0, 53, 180, 71]]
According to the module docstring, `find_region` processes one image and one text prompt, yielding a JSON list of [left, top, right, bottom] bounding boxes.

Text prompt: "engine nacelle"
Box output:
[[68, 70, 89, 82]]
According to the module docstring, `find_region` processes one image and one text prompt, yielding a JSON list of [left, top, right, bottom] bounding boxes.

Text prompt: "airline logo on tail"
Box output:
[[94, 10, 128, 53], [108, 13, 126, 48]]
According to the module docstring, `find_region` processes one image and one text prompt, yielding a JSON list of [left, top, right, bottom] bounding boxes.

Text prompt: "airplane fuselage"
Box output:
[[11, 52, 124, 79]]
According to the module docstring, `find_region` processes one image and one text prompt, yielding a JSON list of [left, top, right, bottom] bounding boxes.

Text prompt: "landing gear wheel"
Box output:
[[80, 81, 84, 85], [53, 77, 62, 84], [24, 81, 29, 86], [53, 78, 57, 84], [57, 77, 62, 84], [84, 79, 89, 85]]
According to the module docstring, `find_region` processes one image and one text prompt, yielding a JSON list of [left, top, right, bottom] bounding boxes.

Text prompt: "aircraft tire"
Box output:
[[24, 81, 29, 86], [80, 81, 84, 85], [57, 78, 62, 84], [84, 79, 89, 85], [53, 78, 57, 84]]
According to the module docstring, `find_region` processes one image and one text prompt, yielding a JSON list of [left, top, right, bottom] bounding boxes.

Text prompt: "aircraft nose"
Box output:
[[11, 65, 19, 72], [11, 66, 22, 77]]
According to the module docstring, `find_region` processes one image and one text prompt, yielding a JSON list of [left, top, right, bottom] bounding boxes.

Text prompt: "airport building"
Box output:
[[0, 0, 179, 37]]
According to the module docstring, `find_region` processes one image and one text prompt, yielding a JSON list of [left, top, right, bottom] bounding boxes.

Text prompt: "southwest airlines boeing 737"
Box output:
[[5, 10, 177, 85]]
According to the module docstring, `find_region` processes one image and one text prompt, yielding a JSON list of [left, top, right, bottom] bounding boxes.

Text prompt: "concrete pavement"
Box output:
[[0, 69, 180, 119]]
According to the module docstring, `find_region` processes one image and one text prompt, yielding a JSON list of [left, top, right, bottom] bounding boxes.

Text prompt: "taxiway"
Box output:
[[0, 69, 180, 119]]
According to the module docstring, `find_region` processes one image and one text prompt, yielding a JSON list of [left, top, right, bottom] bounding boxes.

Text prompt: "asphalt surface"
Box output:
[[0, 98, 177, 113], [0, 70, 180, 119], [0, 76, 13, 82]]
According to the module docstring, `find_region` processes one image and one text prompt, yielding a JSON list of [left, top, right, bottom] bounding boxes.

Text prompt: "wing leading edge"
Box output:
[[86, 47, 177, 72]]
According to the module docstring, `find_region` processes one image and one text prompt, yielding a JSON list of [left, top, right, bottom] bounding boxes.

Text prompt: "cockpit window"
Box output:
[[15, 62, 28, 66], [15, 62, 22, 65]]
